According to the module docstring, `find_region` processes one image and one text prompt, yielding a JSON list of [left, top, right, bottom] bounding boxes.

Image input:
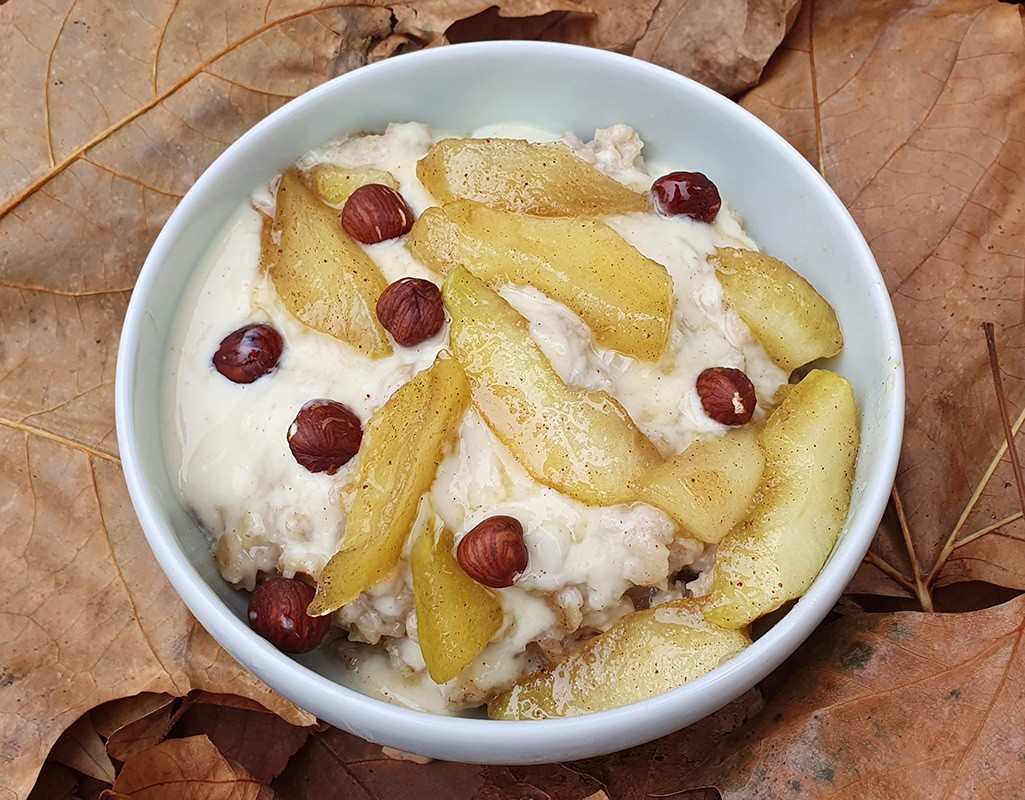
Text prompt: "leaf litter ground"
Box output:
[[2, 0, 1025, 798]]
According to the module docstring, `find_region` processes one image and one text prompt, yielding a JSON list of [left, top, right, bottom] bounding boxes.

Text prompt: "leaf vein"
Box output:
[[0, 416, 120, 464]]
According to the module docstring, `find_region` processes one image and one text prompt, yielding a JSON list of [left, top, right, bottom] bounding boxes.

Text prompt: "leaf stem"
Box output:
[[983, 322, 1025, 521], [864, 551, 919, 599], [891, 485, 931, 609], [955, 512, 1024, 550], [926, 384, 1025, 587], [0, 416, 120, 465]]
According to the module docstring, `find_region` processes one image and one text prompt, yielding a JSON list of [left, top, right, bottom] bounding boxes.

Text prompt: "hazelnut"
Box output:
[[247, 577, 330, 653], [651, 172, 721, 223], [212, 323, 283, 383], [376, 277, 445, 347], [287, 399, 362, 474], [456, 516, 528, 588], [341, 183, 414, 244], [696, 367, 757, 425]]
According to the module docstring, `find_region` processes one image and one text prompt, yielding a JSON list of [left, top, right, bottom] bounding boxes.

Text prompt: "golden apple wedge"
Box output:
[[416, 138, 648, 216], [411, 519, 503, 684], [488, 598, 750, 719], [408, 200, 672, 360], [702, 369, 859, 629], [309, 353, 470, 616], [443, 268, 659, 505], [307, 164, 400, 206], [266, 169, 391, 358], [630, 426, 765, 544], [711, 247, 843, 374]]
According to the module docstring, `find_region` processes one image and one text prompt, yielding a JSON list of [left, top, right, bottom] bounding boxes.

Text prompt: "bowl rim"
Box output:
[[115, 40, 904, 760]]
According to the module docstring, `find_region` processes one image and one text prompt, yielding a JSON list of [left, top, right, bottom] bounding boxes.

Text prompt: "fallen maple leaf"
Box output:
[[567, 690, 764, 800], [447, 0, 802, 95], [669, 594, 1025, 798], [272, 726, 607, 800], [90, 694, 176, 741], [0, 438, 312, 800], [170, 694, 312, 784], [91, 694, 179, 764], [739, 0, 1025, 600], [48, 716, 115, 785], [107, 735, 277, 800], [272, 728, 487, 800]]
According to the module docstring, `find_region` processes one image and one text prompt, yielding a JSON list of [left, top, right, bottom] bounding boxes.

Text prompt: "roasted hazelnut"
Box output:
[[652, 172, 722, 223], [247, 577, 330, 653], [696, 367, 757, 425], [456, 516, 529, 588], [376, 277, 445, 347], [213, 323, 284, 383], [287, 399, 362, 474], [341, 183, 414, 244]]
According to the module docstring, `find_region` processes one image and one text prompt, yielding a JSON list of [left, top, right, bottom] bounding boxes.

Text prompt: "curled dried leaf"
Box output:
[[110, 736, 276, 799]]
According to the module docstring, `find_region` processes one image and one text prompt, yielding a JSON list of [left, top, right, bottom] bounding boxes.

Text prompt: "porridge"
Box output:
[[164, 122, 857, 718]]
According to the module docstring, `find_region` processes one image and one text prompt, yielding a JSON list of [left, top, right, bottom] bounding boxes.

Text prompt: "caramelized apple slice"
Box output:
[[309, 353, 470, 615], [443, 268, 659, 505], [307, 165, 399, 205], [703, 370, 859, 629], [488, 598, 750, 719], [416, 138, 648, 216], [630, 426, 765, 544], [711, 247, 843, 373], [266, 169, 391, 358], [411, 518, 503, 684], [408, 201, 672, 360]]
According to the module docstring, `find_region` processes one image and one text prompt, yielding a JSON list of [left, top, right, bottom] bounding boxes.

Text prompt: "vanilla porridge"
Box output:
[[164, 121, 856, 718]]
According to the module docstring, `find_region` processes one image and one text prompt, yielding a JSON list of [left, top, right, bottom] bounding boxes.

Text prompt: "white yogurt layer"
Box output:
[[163, 122, 788, 714]]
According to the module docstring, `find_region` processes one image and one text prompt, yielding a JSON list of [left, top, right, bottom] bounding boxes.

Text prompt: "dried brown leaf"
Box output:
[[48, 715, 115, 784], [25, 765, 76, 800], [741, 0, 1025, 596], [448, 0, 801, 96], [475, 765, 605, 800], [272, 720, 747, 800], [671, 595, 1025, 798], [274, 726, 603, 800], [90, 694, 175, 741], [103, 699, 183, 764], [632, 0, 803, 95], [273, 729, 486, 800], [108, 735, 278, 800], [170, 695, 311, 783], [393, 0, 583, 42], [0, 430, 313, 799], [567, 690, 763, 800]]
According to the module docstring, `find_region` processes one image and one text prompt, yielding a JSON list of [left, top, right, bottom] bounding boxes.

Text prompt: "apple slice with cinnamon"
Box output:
[[489, 598, 749, 718], [443, 267, 659, 505], [309, 352, 470, 616], [264, 169, 391, 358], [702, 369, 859, 629], [417, 138, 649, 217], [411, 517, 503, 684], [408, 200, 672, 361]]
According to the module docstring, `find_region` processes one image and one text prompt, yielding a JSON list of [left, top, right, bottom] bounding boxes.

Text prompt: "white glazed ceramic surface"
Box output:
[[115, 42, 903, 764]]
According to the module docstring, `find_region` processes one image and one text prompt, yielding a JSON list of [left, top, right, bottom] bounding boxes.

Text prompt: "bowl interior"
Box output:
[[117, 42, 902, 764]]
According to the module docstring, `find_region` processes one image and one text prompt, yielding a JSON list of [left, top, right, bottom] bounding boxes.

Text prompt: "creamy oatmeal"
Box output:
[[163, 121, 812, 716]]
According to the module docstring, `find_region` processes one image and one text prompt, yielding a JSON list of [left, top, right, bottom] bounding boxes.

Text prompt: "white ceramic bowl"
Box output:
[[116, 41, 903, 764]]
